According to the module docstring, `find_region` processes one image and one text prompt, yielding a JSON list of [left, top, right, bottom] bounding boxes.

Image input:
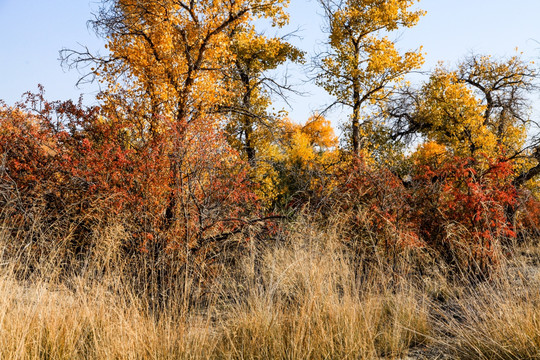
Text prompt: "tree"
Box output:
[[388, 54, 537, 172], [387, 53, 539, 235], [426, 55, 533, 158], [315, 0, 424, 155], [281, 113, 338, 163], [223, 25, 304, 167], [60, 0, 295, 259], [265, 114, 339, 208]]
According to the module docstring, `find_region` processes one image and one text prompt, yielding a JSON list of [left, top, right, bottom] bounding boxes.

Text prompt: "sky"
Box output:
[[1, 0, 540, 125]]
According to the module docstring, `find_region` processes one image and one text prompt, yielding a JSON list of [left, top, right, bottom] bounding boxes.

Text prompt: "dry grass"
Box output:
[[0, 276, 205, 359], [0, 214, 434, 359], [3, 212, 540, 359], [437, 253, 540, 360], [214, 227, 431, 359]]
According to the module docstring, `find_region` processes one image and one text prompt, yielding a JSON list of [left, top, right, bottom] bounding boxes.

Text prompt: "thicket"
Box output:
[[2, 0, 540, 306]]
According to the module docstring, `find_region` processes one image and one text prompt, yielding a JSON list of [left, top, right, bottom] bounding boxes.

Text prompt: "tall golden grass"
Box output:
[[1, 211, 540, 359]]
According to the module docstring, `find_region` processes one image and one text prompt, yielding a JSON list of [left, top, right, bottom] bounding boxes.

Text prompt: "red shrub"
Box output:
[[0, 91, 260, 273], [411, 156, 517, 274], [333, 155, 517, 276]]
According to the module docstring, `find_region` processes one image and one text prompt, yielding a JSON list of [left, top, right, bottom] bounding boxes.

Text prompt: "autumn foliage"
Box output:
[[2, 0, 540, 284], [0, 92, 258, 282]]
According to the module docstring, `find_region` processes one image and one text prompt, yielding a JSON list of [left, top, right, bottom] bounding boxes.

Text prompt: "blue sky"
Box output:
[[1, 0, 539, 124]]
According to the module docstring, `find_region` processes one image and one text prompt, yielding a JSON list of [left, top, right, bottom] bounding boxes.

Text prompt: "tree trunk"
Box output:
[[352, 79, 361, 155]]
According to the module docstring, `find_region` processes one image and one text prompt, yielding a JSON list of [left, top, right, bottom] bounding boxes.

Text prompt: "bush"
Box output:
[[331, 156, 517, 278]]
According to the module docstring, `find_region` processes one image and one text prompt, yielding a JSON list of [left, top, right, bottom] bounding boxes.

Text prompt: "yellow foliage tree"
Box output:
[[61, 0, 296, 243], [264, 114, 339, 207], [414, 55, 535, 160], [81, 0, 291, 128], [223, 25, 304, 166], [388, 54, 539, 196], [416, 68, 498, 157], [315, 0, 424, 155], [240, 113, 338, 208], [281, 114, 338, 162]]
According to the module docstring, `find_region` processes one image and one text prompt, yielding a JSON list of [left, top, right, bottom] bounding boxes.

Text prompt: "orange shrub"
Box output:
[[332, 155, 517, 277], [0, 91, 260, 277]]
